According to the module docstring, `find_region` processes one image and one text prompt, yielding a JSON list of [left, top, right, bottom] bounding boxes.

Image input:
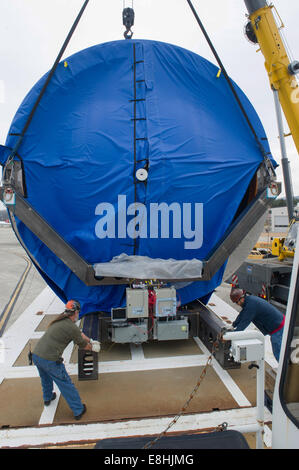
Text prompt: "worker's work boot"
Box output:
[[74, 404, 87, 421], [44, 392, 57, 406]]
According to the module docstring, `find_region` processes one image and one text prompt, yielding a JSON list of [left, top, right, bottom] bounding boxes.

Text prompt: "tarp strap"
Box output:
[[185, 0, 275, 178], [3, 0, 90, 181]]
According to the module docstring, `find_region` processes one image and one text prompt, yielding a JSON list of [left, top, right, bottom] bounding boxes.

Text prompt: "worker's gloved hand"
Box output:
[[90, 339, 101, 353], [221, 326, 235, 337]]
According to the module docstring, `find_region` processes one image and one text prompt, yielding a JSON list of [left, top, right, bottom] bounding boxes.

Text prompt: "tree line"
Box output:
[[269, 196, 299, 208]]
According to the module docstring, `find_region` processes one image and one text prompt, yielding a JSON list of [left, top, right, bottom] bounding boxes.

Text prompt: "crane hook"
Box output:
[[123, 7, 134, 39]]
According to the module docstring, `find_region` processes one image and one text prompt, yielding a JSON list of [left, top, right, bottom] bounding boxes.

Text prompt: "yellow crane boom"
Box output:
[[245, 0, 299, 154]]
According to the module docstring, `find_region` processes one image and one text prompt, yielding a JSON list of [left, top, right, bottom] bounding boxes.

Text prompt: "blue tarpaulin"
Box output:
[[0, 40, 276, 316]]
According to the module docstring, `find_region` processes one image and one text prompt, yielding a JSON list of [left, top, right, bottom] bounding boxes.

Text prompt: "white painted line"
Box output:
[[4, 366, 40, 379], [0, 288, 63, 383], [0, 406, 272, 448], [3, 353, 209, 379], [0, 289, 51, 385], [30, 332, 44, 340], [37, 383, 60, 426], [130, 343, 145, 361], [97, 354, 209, 373], [193, 337, 251, 408]]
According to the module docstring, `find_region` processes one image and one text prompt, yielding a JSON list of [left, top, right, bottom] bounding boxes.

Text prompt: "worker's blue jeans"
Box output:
[[270, 328, 284, 362], [32, 353, 84, 417]]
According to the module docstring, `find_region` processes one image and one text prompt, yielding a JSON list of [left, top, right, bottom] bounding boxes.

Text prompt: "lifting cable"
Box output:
[[3, 0, 275, 185], [186, 0, 275, 177], [3, 0, 90, 185]]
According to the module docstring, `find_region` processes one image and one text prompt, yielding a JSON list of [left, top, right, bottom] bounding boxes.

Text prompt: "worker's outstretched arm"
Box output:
[[233, 304, 256, 331], [80, 332, 92, 350]]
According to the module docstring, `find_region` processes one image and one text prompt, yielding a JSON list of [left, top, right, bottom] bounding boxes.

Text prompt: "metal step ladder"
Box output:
[[78, 313, 99, 381]]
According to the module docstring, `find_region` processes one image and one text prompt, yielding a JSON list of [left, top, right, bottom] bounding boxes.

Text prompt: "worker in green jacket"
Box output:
[[32, 300, 101, 420]]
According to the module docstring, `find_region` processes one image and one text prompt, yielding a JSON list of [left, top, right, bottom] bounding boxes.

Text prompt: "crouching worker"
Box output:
[[230, 288, 285, 363], [32, 300, 101, 420]]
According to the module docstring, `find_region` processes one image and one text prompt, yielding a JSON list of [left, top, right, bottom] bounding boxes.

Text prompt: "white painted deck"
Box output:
[[0, 287, 274, 449]]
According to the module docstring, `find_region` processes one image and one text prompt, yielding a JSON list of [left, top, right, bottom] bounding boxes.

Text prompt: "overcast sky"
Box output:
[[0, 0, 298, 201]]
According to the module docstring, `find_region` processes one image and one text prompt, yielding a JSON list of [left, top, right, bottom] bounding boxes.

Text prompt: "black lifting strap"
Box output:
[[5, 0, 90, 172], [186, 0, 275, 175], [123, 7, 135, 39]]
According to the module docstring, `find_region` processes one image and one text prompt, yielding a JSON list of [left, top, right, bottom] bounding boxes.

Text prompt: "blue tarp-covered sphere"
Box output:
[[1, 40, 275, 316]]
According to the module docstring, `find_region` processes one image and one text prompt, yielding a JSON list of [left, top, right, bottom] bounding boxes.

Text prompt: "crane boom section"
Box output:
[[247, 3, 299, 154]]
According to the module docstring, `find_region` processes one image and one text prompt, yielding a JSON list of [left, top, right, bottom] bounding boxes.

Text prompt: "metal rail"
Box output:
[[0, 185, 277, 286]]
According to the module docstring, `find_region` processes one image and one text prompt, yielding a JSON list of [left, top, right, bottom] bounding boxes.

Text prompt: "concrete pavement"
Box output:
[[0, 226, 46, 332]]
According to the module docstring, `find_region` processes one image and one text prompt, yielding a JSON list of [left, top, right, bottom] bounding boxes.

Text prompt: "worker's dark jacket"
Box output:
[[233, 295, 284, 335]]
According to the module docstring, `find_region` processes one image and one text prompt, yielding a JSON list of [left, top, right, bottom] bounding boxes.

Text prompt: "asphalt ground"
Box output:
[[0, 226, 47, 332]]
